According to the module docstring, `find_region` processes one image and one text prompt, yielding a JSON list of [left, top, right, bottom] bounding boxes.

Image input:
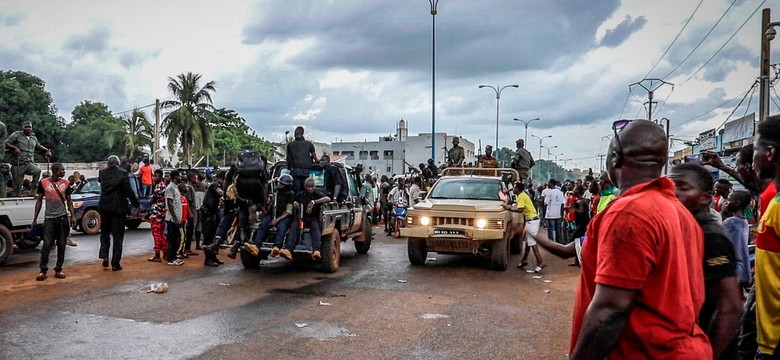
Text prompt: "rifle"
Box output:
[[477, 139, 483, 168]]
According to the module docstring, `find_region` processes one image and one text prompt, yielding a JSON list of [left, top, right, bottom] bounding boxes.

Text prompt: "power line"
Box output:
[[114, 103, 155, 116], [618, 89, 632, 119], [662, 0, 737, 79], [653, 87, 675, 119], [713, 81, 759, 133], [671, 80, 758, 130], [643, 0, 704, 79], [683, 0, 766, 84]]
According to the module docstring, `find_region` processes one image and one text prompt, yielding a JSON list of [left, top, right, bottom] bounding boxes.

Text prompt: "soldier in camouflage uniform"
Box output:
[[447, 137, 465, 167], [5, 121, 51, 197], [511, 138, 535, 182]]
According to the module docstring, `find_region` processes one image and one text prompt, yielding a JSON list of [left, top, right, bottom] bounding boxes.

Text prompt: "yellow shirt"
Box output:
[[515, 191, 538, 220]]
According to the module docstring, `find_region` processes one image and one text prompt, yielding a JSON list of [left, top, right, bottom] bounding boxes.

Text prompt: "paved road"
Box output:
[[0, 225, 579, 359]]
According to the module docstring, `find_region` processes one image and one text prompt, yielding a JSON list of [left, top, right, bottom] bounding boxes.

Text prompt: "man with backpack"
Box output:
[[286, 126, 317, 193], [226, 149, 268, 259]]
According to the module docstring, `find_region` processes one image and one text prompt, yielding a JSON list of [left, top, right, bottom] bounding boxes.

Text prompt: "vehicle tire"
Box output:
[[407, 237, 427, 265], [354, 219, 372, 254], [81, 209, 101, 235], [240, 249, 261, 269], [490, 234, 509, 271], [510, 235, 522, 255], [15, 237, 42, 250], [126, 220, 142, 230], [0, 225, 12, 265], [321, 231, 341, 273]]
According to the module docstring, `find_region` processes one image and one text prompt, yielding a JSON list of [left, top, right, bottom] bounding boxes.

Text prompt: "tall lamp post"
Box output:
[[428, 0, 440, 163], [513, 117, 540, 145], [531, 135, 552, 160], [479, 84, 519, 150], [541, 145, 558, 160]]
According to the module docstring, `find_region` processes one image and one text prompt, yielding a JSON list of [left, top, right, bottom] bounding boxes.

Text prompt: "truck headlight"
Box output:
[[420, 216, 431, 225], [73, 201, 83, 209], [476, 219, 487, 229]]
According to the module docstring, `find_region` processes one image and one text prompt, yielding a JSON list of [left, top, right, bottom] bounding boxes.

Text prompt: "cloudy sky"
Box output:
[[0, 0, 778, 170]]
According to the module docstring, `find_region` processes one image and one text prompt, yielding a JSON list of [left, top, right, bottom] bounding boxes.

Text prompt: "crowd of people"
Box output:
[[23, 113, 780, 358]]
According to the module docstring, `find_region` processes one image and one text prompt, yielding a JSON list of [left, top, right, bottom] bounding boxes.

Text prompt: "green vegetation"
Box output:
[[0, 70, 274, 165]]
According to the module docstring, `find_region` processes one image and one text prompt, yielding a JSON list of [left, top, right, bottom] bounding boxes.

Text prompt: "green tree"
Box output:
[[61, 101, 124, 162], [208, 108, 273, 167], [121, 109, 153, 158], [0, 71, 65, 161], [159, 72, 217, 166]]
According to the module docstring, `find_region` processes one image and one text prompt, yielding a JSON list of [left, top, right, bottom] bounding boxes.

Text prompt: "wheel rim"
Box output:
[[87, 216, 98, 229]]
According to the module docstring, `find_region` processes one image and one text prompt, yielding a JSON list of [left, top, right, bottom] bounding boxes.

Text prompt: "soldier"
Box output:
[[481, 145, 498, 168], [286, 126, 317, 192], [447, 137, 465, 167], [511, 138, 535, 182], [6, 121, 51, 197]]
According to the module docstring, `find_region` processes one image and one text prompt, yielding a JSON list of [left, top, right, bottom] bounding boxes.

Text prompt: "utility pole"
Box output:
[[154, 99, 160, 165], [629, 79, 673, 120], [597, 154, 605, 173], [759, 8, 774, 123]]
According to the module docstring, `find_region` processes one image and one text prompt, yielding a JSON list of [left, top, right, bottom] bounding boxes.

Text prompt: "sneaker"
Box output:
[[270, 246, 280, 257], [279, 249, 293, 260], [66, 237, 77, 247], [243, 243, 259, 257], [168, 260, 184, 266], [312, 250, 322, 261], [517, 261, 528, 269]]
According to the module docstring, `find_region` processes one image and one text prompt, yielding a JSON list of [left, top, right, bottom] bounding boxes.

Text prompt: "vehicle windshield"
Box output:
[[278, 168, 325, 187], [78, 178, 101, 194], [428, 178, 503, 201]]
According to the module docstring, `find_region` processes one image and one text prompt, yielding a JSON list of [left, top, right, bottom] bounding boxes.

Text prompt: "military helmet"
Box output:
[[278, 174, 293, 186]]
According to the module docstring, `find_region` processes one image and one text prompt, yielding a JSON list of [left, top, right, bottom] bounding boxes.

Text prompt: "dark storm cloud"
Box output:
[[599, 15, 646, 48], [63, 25, 111, 54], [242, 0, 621, 78], [0, 11, 24, 27]]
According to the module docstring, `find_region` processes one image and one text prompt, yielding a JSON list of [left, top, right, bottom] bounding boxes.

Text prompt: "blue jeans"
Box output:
[[253, 215, 292, 249], [216, 212, 235, 239], [141, 184, 151, 197], [546, 218, 562, 244], [289, 217, 323, 251]]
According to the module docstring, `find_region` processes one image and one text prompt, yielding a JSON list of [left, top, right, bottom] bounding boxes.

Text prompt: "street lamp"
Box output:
[[479, 84, 519, 150], [541, 145, 558, 160], [531, 135, 552, 160], [428, 0, 440, 163], [513, 117, 540, 145]]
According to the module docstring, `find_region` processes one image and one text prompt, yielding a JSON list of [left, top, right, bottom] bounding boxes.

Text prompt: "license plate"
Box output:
[[433, 229, 464, 235]]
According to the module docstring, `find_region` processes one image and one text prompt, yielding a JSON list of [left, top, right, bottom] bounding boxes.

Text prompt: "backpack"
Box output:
[[236, 150, 265, 178], [233, 150, 267, 203]]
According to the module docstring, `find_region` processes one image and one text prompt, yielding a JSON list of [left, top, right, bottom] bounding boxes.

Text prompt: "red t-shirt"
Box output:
[[565, 194, 576, 222], [760, 181, 778, 217], [181, 196, 189, 222], [139, 164, 153, 186], [571, 177, 711, 359]]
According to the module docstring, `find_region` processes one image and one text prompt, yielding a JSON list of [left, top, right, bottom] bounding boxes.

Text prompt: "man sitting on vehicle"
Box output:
[[289, 177, 330, 260], [247, 174, 297, 260], [320, 154, 345, 203]]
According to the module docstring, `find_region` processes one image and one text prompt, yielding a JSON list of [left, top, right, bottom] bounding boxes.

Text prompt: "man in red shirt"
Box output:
[[569, 120, 710, 359]]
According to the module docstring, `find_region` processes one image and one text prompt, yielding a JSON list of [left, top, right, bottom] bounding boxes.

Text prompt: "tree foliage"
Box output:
[[0, 71, 65, 161], [60, 100, 124, 162], [121, 109, 153, 158], [207, 108, 274, 167], [160, 72, 217, 166]]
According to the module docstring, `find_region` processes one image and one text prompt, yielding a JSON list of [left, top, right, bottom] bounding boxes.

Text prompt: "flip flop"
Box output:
[[534, 264, 548, 273]]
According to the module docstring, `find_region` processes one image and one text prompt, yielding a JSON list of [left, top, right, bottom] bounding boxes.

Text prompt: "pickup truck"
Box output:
[[240, 160, 372, 273], [0, 197, 47, 265], [71, 174, 151, 235], [400, 167, 521, 270]]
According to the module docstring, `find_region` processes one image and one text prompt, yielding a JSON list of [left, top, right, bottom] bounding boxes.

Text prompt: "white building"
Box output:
[[331, 119, 476, 179]]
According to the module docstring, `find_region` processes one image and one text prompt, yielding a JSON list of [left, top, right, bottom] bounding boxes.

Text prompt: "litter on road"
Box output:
[[218, 283, 230, 286], [543, 280, 552, 283], [398, 279, 407, 283], [543, 289, 551, 293], [295, 323, 308, 328], [532, 275, 542, 279], [319, 301, 331, 306], [146, 283, 169, 294]]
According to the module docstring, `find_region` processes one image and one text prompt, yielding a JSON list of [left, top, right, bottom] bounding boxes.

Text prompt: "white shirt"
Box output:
[[542, 187, 564, 219], [409, 184, 421, 204], [388, 186, 409, 205]]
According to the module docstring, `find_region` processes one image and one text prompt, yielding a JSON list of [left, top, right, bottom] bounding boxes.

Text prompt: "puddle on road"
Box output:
[[281, 321, 357, 340]]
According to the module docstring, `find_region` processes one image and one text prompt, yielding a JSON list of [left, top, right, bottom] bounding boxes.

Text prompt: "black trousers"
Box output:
[[40, 215, 69, 272], [99, 213, 126, 268], [200, 209, 219, 251], [166, 221, 181, 262]]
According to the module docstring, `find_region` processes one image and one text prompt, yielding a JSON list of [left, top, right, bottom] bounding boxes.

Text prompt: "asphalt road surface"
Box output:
[[0, 224, 579, 360]]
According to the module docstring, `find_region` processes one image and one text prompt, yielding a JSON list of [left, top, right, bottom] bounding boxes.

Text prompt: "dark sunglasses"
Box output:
[[611, 119, 633, 167]]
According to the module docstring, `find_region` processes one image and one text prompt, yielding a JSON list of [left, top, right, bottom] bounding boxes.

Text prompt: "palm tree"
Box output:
[[159, 72, 217, 166], [122, 109, 154, 158]]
